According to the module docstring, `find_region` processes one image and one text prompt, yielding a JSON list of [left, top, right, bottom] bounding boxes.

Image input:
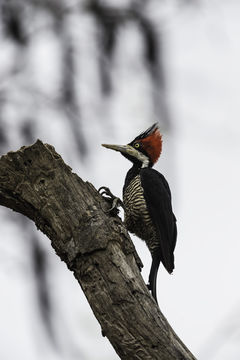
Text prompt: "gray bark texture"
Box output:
[[0, 140, 196, 360]]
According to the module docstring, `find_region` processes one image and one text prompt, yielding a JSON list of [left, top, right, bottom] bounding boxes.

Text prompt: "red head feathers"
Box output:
[[131, 123, 162, 165]]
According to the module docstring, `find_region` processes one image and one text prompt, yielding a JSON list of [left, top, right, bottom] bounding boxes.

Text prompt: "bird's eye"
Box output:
[[134, 143, 140, 148]]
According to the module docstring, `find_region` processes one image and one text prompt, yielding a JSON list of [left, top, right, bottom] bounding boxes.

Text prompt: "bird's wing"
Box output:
[[140, 168, 177, 273]]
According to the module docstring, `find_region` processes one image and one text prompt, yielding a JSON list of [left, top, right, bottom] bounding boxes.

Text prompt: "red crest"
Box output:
[[140, 126, 162, 164]]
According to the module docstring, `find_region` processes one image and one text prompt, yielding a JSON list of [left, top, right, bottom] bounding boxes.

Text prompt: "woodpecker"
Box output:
[[102, 123, 177, 304]]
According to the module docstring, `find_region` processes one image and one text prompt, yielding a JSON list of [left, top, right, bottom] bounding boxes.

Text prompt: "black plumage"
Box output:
[[123, 165, 176, 303], [102, 123, 177, 304], [140, 168, 177, 273]]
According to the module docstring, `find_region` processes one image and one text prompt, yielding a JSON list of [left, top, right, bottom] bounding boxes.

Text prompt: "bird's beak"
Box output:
[[102, 143, 149, 167], [102, 144, 139, 157], [102, 144, 131, 154]]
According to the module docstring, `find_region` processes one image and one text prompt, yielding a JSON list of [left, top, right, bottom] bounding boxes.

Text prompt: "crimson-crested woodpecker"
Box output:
[[102, 123, 177, 304]]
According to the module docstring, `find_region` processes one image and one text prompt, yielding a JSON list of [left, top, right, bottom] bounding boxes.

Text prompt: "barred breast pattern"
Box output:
[[123, 175, 160, 255]]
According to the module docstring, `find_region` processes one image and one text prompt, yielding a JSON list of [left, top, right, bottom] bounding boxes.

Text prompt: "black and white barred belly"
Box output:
[[123, 175, 159, 255]]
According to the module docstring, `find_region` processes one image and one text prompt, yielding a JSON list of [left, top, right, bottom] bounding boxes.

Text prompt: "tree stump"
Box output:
[[0, 140, 196, 360]]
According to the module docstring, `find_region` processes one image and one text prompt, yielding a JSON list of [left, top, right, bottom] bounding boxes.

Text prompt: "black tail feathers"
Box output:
[[148, 255, 161, 304]]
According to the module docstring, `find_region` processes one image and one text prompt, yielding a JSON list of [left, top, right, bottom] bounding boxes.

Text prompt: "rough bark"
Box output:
[[0, 140, 196, 360]]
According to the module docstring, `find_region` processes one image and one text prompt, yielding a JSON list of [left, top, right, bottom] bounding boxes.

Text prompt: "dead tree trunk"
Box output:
[[0, 140, 196, 360]]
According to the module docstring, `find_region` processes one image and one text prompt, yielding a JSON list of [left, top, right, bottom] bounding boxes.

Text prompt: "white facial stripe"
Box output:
[[136, 152, 149, 168], [141, 158, 149, 168], [126, 145, 149, 167]]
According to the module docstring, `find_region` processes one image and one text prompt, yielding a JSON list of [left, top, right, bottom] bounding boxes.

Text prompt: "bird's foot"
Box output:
[[98, 186, 124, 214]]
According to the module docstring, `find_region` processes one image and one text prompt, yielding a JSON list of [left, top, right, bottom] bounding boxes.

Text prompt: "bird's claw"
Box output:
[[98, 186, 115, 198], [98, 186, 124, 214]]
